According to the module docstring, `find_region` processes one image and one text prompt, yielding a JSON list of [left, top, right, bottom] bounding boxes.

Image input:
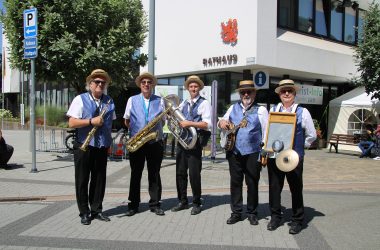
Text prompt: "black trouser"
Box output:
[[175, 143, 202, 205], [128, 141, 164, 209], [227, 151, 261, 216], [0, 144, 14, 166], [74, 145, 108, 217], [267, 157, 304, 223]]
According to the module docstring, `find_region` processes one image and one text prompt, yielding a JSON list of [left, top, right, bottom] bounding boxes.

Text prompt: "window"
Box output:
[[157, 78, 169, 85], [330, 0, 343, 41], [344, 6, 356, 44], [279, 0, 296, 29], [169, 77, 186, 86], [357, 9, 365, 42], [298, 0, 314, 33], [347, 109, 377, 135], [278, 0, 364, 45], [315, 0, 328, 35]]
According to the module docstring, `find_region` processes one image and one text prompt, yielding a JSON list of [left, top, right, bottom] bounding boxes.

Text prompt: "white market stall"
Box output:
[[328, 87, 380, 151]]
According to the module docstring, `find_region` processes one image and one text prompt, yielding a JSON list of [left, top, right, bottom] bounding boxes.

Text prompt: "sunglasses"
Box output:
[[141, 80, 153, 85], [280, 89, 294, 94], [92, 80, 106, 85], [239, 90, 253, 95]]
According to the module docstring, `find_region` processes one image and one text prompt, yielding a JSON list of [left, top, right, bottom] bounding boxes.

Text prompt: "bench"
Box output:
[[328, 134, 361, 153]]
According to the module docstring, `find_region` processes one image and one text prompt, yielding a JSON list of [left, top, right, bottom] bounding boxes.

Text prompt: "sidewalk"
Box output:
[[0, 129, 380, 249]]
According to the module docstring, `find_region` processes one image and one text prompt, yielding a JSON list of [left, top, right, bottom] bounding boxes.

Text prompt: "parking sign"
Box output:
[[24, 8, 38, 38]]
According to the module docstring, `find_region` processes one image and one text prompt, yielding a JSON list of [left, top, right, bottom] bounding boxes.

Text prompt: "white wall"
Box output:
[[143, 0, 259, 76], [2, 34, 20, 93]]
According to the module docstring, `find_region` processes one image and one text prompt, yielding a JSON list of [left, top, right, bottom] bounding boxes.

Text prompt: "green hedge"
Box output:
[[24, 106, 68, 127]]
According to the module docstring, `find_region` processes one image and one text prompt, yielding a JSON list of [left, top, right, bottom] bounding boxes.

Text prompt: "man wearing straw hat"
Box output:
[[123, 72, 166, 216], [67, 69, 116, 225], [266, 79, 316, 234], [218, 80, 268, 225], [170, 75, 212, 215]]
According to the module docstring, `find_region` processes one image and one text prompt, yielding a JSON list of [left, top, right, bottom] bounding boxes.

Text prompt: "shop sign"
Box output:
[[296, 85, 323, 105], [221, 19, 238, 46], [203, 54, 238, 67]]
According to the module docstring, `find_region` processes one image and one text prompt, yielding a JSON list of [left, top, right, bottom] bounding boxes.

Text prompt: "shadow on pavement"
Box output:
[[1, 163, 25, 170], [282, 206, 325, 230]]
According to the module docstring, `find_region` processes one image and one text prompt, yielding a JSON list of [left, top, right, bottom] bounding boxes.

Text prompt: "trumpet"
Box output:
[[80, 99, 112, 151]]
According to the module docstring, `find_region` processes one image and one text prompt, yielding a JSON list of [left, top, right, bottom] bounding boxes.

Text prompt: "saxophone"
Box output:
[[80, 99, 112, 151], [126, 99, 172, 153]]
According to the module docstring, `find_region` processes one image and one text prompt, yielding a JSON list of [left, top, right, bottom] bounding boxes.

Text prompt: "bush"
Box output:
[[0, 109, 14, 119], [25, 105, 68, 127]]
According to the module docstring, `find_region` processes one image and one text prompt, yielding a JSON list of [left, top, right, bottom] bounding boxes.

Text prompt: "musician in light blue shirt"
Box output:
[[218, 80, 268, 225], [123, 72, 166, 217]]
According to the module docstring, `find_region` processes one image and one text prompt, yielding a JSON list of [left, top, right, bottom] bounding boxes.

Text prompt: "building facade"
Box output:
[[140, 0, 374, 136]]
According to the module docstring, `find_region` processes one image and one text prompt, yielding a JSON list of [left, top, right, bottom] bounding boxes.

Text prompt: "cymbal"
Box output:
[[276, 149, 299, 172]]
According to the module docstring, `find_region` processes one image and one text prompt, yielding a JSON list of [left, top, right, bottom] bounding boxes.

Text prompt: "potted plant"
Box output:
[[313, 119, 326, 149]]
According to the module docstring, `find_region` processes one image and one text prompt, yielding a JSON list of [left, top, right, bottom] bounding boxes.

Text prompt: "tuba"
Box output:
[[164, 94, 198, 150]]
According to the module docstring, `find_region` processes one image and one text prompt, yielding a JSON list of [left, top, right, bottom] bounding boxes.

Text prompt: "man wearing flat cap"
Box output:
[[67, 69, 116, 225], [266, 79, 316, 234], [218, 80, 268, 225], [123, 72, 166, 216], [171, 75, 212, 215]]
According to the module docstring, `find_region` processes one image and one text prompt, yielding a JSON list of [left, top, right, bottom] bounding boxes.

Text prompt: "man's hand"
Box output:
[[219, 120, 231, 130], [91, 116, 104, 127]]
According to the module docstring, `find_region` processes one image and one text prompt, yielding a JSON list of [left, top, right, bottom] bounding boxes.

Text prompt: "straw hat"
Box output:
[[235, 80, 257, 92], [275, 79, 300, 94], [184, 75, 204, 90], [135, 72, 157, 87], [86, 69, 111, 85]]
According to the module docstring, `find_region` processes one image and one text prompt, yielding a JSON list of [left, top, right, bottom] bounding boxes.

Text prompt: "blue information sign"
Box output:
[[24, 48, 38, 59], [24, 37, 38, 49], [254, 71, 267, 87]]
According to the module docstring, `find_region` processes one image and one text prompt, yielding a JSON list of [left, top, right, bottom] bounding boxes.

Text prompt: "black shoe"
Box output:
[[124, 209, 138, 217], [191, 205, 201, 215], [92, 212, 110, 222], [171, 203, 189, 212], [289, 222, 302, 234], [267, 219, 281, 231], [80, 214, 91, 225], [226, 214, 242, 224], [150, 207, 165, 216], [247, 215, 259, 225]]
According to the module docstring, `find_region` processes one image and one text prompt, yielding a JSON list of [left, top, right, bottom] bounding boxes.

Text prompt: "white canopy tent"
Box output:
[[328, 87, 379, 151]]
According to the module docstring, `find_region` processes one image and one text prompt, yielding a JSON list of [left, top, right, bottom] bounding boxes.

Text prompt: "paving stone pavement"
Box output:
[[0, 130, 380, 249]]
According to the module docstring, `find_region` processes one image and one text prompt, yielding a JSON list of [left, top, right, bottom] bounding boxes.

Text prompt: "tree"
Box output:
[[1, 0, 148, 94], [354, 1, 380, 100]]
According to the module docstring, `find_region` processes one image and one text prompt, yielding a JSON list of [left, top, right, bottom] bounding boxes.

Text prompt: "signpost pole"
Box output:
[[211, 80, 218, 162], [30, 59, 37, 173]]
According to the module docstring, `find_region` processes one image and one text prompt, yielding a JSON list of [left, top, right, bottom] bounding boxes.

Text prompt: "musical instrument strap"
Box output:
[[141, 94, 151, 125], [88, 92, 104, 116]]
